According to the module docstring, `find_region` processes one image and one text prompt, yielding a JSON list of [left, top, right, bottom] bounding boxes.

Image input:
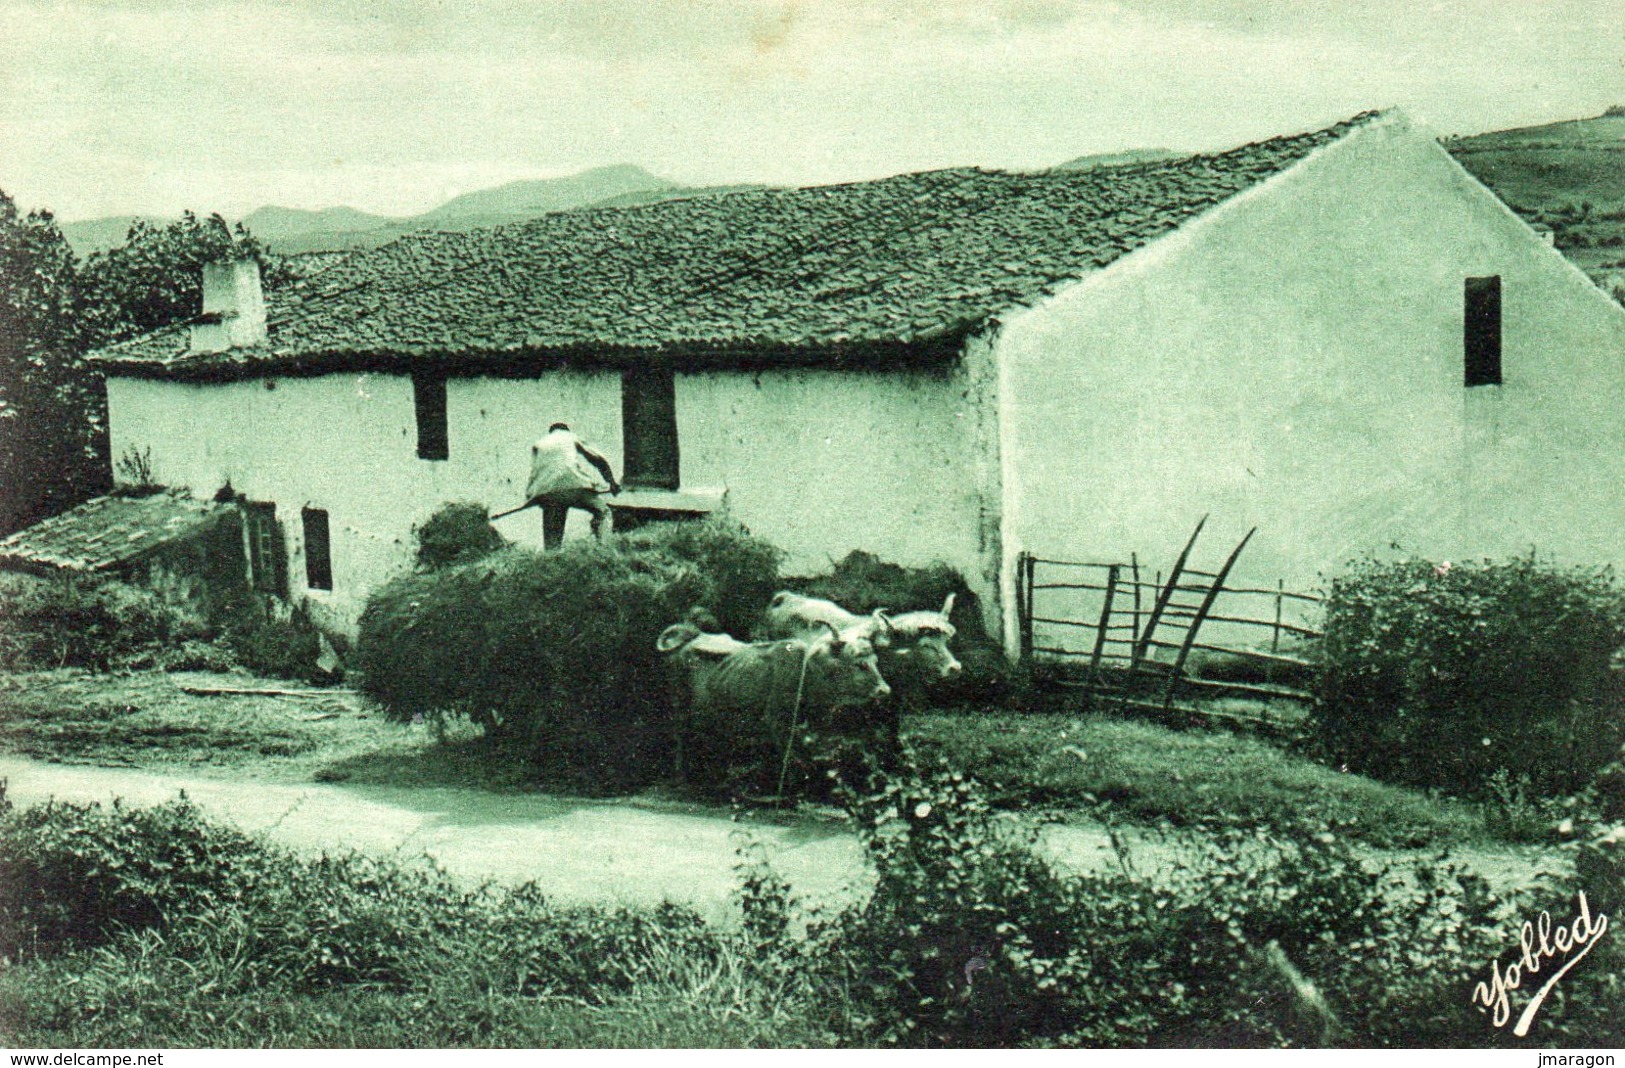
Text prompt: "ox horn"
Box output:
[[940, 592, 956, 618], [818, 619, 843, 648]]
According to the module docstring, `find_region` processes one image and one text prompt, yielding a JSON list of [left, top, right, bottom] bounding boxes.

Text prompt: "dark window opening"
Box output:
[[1464, 276, 1502, 387], [414, 373, 448, 459], [242, 501, 285, 596], [621, 366, 679, 490], [302, 507, 333, 591]]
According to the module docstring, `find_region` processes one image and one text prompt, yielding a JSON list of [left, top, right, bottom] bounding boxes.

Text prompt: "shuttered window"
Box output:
[[1464, 276, 1503, 387], [242, 501, 284, 595], [621, 366, 679, 490], [302, 507, 333, 591], [414, 373, 448, 459]]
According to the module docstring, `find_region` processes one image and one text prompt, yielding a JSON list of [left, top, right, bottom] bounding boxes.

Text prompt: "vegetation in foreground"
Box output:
[[0, 571, 330, 682], [0, 764, 1619, 1049]]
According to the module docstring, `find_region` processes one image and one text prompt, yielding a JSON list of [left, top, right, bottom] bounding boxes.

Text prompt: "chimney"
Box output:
[[189, 258, 267, 354]]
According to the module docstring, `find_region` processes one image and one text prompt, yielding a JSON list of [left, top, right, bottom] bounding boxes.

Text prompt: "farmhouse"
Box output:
[[80, 110, 1625, 653]]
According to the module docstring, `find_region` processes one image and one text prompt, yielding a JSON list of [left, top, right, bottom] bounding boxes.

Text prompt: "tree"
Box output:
[[0, 198, 294, 535], [0, 190, 105, 533], [77, 212, 292, 345]]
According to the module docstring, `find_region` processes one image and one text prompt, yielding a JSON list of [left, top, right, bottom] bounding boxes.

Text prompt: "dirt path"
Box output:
[[0, 756, 1569, 922], [0, 756, 872, 920]]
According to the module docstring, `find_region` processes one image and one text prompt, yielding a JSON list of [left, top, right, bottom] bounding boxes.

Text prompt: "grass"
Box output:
[[0, 934, 841, 1048], [905, 710, 1488, 848], [0, 669, 425, 782], [0, 666, 1525, 848]]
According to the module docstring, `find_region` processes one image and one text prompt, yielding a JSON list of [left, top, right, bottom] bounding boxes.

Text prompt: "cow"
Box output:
[[760, 591, 962, 752], [762, 590, 962, 687], [656, 618, 891, 792]]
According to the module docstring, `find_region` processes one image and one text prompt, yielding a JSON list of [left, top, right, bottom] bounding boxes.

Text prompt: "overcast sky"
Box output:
[[3, 0, 1621, 221]]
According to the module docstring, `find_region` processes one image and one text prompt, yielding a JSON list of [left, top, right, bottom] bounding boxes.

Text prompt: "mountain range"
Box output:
[[59, 111, 1624, 302], [60, 164, 744, 256]]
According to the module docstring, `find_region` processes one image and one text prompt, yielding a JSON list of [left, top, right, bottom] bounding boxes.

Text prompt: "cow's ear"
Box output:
[[940, 593, 956, 618]]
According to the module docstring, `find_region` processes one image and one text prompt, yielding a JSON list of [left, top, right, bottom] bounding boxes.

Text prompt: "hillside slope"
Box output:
[[1447, 109, 1625, 300]]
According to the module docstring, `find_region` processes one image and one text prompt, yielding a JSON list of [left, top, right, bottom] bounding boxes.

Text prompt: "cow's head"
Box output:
[[809, 620, 891, 711], [882, 593, 962, 681]]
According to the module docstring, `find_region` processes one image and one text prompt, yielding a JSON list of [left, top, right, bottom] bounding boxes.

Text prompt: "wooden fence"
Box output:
[[1014, 548, 1325, 724]]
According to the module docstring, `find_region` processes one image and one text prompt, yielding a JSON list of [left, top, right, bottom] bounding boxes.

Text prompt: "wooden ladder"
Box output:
[[1110, 517, 1256, 715]]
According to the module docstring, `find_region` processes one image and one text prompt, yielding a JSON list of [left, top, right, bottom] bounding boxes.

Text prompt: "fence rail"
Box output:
[[1017, 544, 1324, 724]]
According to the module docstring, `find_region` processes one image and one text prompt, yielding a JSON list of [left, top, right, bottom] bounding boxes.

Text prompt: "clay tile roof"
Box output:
[[92, 112, 1384, 379], [0, 492, 228, 574]]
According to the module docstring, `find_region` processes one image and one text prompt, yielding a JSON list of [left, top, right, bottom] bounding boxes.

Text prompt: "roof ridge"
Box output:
[[90, 111, 1391, 376]]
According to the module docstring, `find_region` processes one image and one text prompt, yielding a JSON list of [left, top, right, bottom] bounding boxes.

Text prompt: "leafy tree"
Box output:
[[0, 190, 105, 532], [77, 211, 292, 345], [0, 200, 297, 534]]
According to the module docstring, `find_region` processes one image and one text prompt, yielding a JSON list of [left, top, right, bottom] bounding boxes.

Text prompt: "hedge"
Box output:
[[1309, 554, 1625, 796]]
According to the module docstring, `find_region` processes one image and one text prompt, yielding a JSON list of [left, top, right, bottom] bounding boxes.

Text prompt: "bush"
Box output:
[[810, 754, 1614, 1048], [414, 501, 506, 571], [4, 781, 1621, 1047], [0, 789, 839, 1048], [0, 783, 268, 962], [0, 573, 211, 672], [219, 599, 327, 682], [1309, 555, 1625, 796], [353, 518, 783, 791]]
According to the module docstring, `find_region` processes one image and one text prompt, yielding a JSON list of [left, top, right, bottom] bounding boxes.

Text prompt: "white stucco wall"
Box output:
[[995, 113, 1625, 654], [105, 370, 623, 628], [106, 363, 995, 632], [676, 367, 989, 587]]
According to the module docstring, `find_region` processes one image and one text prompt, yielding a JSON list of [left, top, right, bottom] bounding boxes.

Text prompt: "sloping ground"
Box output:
[[1447, 111, 1625, 297], [1447, 113, 1625, 210]]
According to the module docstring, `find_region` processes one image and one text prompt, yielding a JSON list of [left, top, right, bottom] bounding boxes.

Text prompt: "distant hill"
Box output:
[[60, 164, 728, 257], [1051, 148, 1182, 171], [414, 164, 677, 229], [1447, 109, 1625, 300]]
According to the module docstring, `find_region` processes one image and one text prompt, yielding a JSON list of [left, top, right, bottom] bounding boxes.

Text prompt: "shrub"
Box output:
[[813, 754, 1610, 1048], [819, 756, 1097, 1046], [353, 518, 782, 791], [0, 789, 824, 1048], [219, 599, 326, 681], [0, 783, 268, 962], [414, 501, 506, 571], [1309, 555, 1625, 796], [4, 782, 1620, 1047], [0, 572, 211, 672]]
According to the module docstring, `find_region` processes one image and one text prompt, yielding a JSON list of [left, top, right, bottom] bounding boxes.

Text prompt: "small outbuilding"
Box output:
[[0, 490, 253, 613]]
